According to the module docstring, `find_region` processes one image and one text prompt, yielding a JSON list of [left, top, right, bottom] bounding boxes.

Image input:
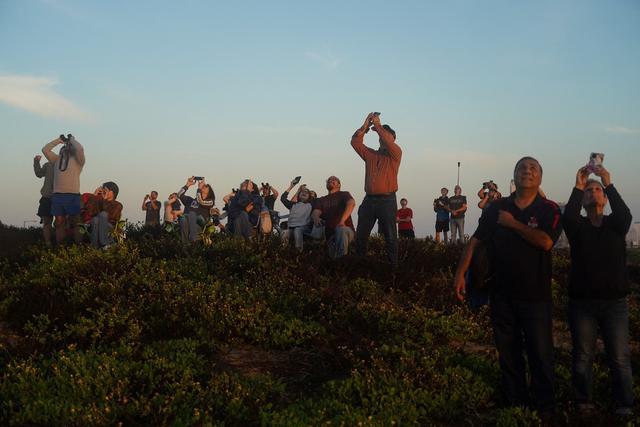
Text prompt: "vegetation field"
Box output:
[[0, 223, 638, 426]]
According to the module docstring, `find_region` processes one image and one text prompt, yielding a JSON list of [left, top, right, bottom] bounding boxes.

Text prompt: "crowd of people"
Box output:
[[32, 114, 634, 419]]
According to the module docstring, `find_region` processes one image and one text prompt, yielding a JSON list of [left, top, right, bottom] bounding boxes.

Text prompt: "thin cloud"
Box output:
[[0, 74, 92, 122], [604, 126, 640, 135], [253, 125, 335, 137], [305, 47, 340, 70]]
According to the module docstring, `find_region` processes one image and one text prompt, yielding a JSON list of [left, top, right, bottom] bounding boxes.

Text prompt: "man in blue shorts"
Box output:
[[42, 134, 86, 244]]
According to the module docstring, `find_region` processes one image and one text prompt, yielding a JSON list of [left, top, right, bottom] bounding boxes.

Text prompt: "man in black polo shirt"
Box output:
[[453, 157, 562, 414], [562, 166, 633, 416]]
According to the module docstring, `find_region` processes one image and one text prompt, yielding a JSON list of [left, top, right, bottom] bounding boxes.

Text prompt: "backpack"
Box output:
[[469, 241, 494, 291]]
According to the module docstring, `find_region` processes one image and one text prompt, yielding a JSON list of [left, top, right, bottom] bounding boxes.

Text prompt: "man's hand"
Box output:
[[186, 177, 196, 187], [94, 187, 104, 196], [360, 113, 375, 133], [497, 210, 518, 229], [454, 274, 466, 302], [575, 166, 590, 190], [144, 194, 150, 200], [594, 166, 611, 187], [313, 216, 323, 226], [34, 155, 42, 162], [370, 113, 382, 128]]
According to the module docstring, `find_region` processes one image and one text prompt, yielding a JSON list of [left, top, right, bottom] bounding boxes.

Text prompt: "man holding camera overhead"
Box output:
[[42, 134, 85, 245], [351, 112, 402, 266], [562, 165, 634, 417]]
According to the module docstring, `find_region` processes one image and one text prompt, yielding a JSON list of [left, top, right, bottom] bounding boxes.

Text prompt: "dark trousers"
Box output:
[[569, 298, 634, 411], [355, 194, 398, 265], [490, 293, 555, 411], [465, 271, 489, 311]]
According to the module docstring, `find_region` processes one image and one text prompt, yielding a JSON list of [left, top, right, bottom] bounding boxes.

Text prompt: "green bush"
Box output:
[[0, 224, 638, 425]]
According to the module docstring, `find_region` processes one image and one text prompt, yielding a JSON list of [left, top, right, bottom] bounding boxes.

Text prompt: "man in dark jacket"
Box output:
[[228, 180, 263, 240], [562, 165, 634, 417]]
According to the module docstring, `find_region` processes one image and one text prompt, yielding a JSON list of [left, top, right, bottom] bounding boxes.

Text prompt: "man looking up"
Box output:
[[42, 134, 85, 245], [433, 187, 450, 243], [33, 154, 54, 246], [351, 112, 402, 266], [453, 157, 562, 417], [562, 165, 634, 417], [142, 191, 161, 227]]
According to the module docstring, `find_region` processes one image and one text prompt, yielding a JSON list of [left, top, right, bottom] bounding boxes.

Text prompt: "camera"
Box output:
[[193, 176, 204, 181], [59, 133, 73, 143], [291, 176, 302, 185], [587, 152, 604, 173], [482, 180, 495, 190]]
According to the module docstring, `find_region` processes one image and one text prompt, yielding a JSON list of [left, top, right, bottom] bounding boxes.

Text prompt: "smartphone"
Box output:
[[193, 176, 204, 181], [587, 153, 604, 173], [292, 176, 302, 185]]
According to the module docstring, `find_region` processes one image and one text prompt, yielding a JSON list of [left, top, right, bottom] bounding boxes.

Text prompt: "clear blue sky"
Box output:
[[1, 0, 639, 236]]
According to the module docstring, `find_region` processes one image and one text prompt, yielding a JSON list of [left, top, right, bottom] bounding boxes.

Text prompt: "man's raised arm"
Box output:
[[351, 113, 374, 160], [42, 138, 61, 163]]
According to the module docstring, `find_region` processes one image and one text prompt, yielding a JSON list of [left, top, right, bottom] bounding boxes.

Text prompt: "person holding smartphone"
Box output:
[[176, 176, 216, 243], [280, 178, 313, 249], [351, 112, 402, 266], [562, 164, 634, 417], [84, 182, 123, 248], [142, 191, 161, 227]]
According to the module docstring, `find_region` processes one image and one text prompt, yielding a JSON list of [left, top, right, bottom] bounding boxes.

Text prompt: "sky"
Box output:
[[1, 0, 639, 237]]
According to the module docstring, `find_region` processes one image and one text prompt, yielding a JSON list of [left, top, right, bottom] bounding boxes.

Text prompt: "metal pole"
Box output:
[[457, 162, 460, 186]]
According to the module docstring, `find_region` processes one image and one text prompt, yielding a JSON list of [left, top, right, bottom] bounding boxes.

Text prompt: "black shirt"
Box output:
[[562, 185, 632, 300], [473, 193, 562, 302], [264, 194, 276, 211], [449, 195, 467, 218], [144, 200, 161, 226]]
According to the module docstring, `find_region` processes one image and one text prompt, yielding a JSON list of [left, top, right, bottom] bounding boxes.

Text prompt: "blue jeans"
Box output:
[[450, 217, 465, 243], [285, 226, 310, 250], [180, 211, 203, 243], [355, 194, 398, 265], [465, 271, 489, 311], [90, 212, 114, 248], [569, 298, 634, 412], [231, 211, 252, 240], [490, 293, 555, 411], [328, 226, 355, 259]]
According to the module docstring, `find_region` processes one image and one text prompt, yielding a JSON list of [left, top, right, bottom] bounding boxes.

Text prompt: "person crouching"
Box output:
[[85, 182, 123, 248]]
